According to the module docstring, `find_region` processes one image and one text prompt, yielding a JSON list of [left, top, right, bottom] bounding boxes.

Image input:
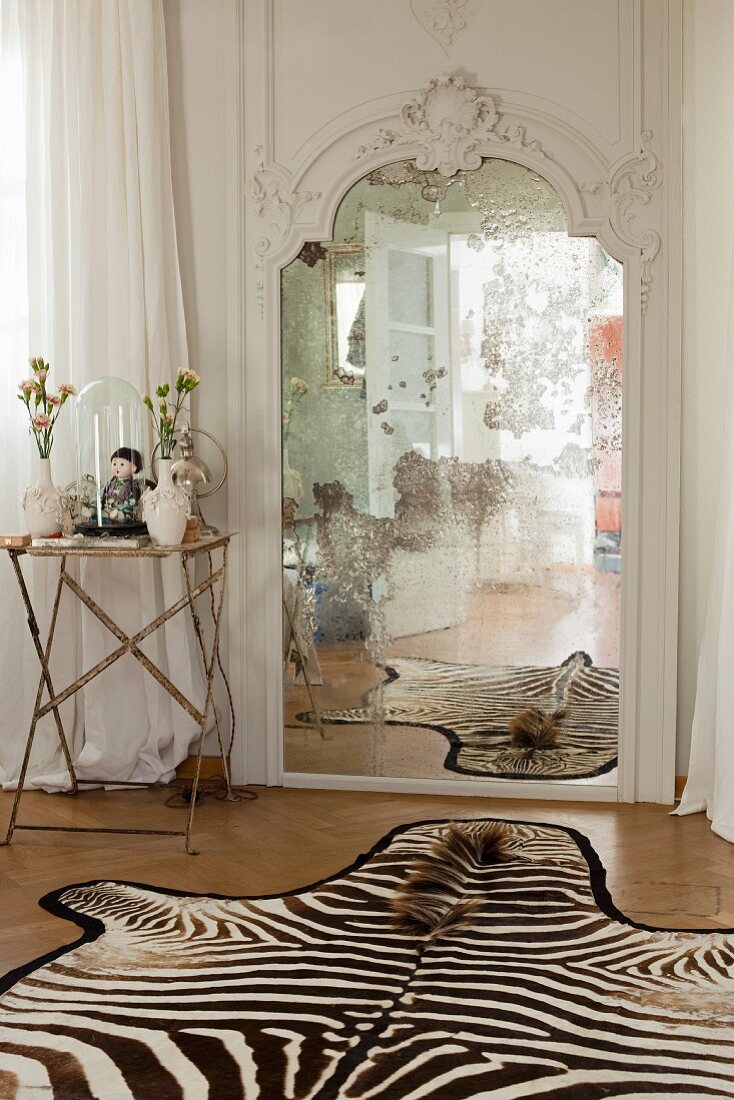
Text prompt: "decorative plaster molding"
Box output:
[[247, 148, 321, 317], [253, 263, 265, 319], [582, 131, 662, 313], [409, 0, 474, 54], [355, 74, 549, 173], [357, 128, 403, 158], [248, 148, 321, 257]]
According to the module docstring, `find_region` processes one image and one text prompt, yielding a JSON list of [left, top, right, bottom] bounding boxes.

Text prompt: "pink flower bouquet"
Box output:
[[17, 359, 76, 458], [141, 368, 201, 459]]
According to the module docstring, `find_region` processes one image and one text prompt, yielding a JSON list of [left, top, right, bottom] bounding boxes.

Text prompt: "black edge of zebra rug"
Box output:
[[1, 819, 733, 1099], [298, 651, 619, 780]]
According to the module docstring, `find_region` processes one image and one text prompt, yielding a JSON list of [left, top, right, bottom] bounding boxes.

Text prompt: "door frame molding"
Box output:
[[226, 0, 683, 803]]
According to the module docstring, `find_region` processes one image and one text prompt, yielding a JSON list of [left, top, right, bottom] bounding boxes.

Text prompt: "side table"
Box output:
[[1, 534, 236, 854]]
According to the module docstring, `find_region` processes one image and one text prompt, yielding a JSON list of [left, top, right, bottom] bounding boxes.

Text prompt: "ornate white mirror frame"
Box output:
[[226, 3, 682, 803]]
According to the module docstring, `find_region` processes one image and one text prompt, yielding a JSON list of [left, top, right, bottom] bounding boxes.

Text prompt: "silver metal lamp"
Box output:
[[153, 424, 227, 535]]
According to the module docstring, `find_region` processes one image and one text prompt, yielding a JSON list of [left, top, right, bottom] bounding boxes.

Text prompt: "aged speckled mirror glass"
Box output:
[[282, 157, 622, 787]]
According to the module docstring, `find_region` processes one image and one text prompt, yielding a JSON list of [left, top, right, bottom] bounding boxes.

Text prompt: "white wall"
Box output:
[[163, 0, 237, 756], [163, 0, 234, 535], [677, 0, 734, 772]]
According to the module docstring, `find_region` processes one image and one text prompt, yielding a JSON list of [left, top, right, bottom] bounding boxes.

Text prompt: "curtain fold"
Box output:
[[674, 250, 734, 842], [0, 0, 206, 790]]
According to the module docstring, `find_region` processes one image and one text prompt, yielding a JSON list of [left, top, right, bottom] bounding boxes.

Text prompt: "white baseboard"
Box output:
[[283, 772, 618, 802]]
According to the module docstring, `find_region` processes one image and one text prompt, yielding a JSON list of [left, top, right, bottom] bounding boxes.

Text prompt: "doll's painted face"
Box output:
[[111, 455, 136, 480]]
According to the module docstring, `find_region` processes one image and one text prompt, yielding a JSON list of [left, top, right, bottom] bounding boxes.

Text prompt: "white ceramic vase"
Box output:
[[22, 457, 63, 538], [142, 458, 189, 546]]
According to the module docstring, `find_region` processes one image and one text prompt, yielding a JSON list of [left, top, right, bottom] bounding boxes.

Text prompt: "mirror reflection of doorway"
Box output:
[[282, 158, 621, 791]]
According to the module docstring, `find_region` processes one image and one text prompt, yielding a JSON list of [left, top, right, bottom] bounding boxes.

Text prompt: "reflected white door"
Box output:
[[364, 212, 466, 637], [364, 212, 452, 518]]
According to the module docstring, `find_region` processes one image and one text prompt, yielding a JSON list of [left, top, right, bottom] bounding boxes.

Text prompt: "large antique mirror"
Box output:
[[281, 156, 622, 791]]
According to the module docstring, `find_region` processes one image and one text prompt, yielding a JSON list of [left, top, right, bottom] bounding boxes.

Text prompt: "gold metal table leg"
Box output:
[[184, 544, 229, 854], [207, 550, 237, 788], [45, 568, 221, 719], [1, 554, 78, 847], [182, 547, 236, 802]]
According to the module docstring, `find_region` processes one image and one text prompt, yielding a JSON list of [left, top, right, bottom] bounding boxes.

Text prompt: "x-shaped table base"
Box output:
[[1, 537, 236, 854]]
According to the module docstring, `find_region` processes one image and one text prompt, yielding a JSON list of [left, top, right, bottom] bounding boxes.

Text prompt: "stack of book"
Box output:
[[31, 535, 151, 550]]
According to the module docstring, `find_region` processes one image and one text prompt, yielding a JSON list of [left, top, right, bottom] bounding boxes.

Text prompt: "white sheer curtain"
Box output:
[[674, 252, 734, 842], [0, 0, 205, 789]]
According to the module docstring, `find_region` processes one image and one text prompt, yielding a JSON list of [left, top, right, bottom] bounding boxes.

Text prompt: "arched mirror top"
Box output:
[[332, 158, 567, 238], [284, 154, 623, 392], [265, 73, 652, 275]]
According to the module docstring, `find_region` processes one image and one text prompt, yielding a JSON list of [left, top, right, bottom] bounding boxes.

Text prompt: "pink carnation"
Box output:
[[177, 368, 200, 384], [46, 394, 61, 407], [18, 380, 34, 393], [57, 383, 77, 396], [32, 414, 52, 430]]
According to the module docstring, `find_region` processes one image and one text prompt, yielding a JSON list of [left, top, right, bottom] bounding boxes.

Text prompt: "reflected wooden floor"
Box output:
[[0, 787, 731, 981], [390, 570, 620, 668], [285, 574, 621, 779]]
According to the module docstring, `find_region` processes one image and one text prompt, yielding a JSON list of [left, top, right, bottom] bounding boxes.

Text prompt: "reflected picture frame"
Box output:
[[323, 243, 366, 388]]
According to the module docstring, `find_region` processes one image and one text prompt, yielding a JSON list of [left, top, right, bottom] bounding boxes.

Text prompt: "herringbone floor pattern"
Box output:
[[0, 786, 731, 978]]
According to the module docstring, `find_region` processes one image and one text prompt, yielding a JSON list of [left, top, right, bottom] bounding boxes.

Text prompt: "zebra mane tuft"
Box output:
[[508, 706, 566, 750], [390, 822, 514, 940]]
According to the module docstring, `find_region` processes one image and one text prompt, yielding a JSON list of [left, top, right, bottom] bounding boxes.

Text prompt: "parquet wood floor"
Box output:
[[0, 786, 731, 981]]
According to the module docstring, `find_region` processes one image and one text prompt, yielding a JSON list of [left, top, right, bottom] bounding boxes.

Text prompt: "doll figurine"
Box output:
[[101, 447, 144, 523]]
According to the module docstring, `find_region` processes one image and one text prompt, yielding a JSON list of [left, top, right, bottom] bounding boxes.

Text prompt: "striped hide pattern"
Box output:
[[1, 819, 733, 1098], [301, 651, 619, 779]]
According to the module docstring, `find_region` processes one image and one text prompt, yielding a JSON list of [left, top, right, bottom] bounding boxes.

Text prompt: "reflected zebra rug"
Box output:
[[303, 651, 619, 780], [1, 819, 734, 1098]]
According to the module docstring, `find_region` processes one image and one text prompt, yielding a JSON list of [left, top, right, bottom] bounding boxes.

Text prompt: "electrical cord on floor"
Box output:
[[164, 774, 259, 808], [163, 575, 247, 809], [163, 562, 247, 811]]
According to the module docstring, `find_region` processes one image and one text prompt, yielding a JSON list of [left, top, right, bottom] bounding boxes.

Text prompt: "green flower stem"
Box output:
[[282, 388, 307, 444], [145, 378, 198, 459]]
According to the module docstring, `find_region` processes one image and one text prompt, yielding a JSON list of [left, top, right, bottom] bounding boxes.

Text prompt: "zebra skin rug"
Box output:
[[302, 651, 619, 780], [1, 818, 733, 1099]]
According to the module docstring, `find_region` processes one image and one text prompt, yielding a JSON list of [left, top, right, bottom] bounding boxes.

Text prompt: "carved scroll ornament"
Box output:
[[356, 74, 548, 175], [582, 131, 662, 313], [247, 147, 321, 316], [409, 0, 475, 53], [248, 148, 321, 259]]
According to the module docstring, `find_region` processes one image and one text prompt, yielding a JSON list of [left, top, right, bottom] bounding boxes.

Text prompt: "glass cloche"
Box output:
[[74, 377, 149, 535]]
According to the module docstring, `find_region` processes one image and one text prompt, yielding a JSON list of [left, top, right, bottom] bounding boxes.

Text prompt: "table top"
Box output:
[[4, 533, 234, 559]]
